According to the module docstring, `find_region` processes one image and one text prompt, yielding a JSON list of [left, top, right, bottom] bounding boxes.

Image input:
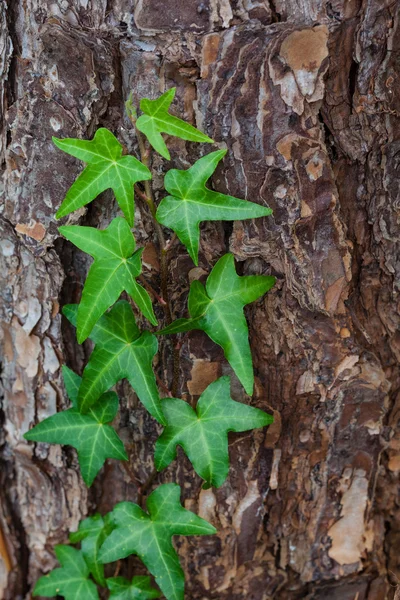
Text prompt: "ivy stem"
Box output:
[[165, 232, 178, 252], [133, 133, 172, 324], [128, 109, 180, 396], [121, 461, 142, 486], [155, 373, 173, 398], [137, 468, 158, 508], [138, 275, 167, 306]]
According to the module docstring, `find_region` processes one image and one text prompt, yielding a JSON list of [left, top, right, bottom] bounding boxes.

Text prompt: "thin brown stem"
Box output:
[[132, 139, 171, 322], [156, 372, 173, 397], [138, 275, 167, 306], [175, 331, 191, 352], [137, 468, 158, 508], [128, 108, 180, 396], [113, 561, 121, 578], [133, 183, 151, 205], [165, 232, 178, 252], [171, 346, 180, 397], [121, 460, 142, 485]]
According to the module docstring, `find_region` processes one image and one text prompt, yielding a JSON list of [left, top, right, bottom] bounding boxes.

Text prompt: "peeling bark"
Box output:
[[1, 1, 399, 599]]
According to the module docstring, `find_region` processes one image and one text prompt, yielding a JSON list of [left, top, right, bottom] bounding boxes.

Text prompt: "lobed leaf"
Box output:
[[59, 217, 157, 343], [24, 366, 127, 486], [63, 301, 165, 424], [156, 150, 272, 264], [99, 483, 216, 600], [69, 514, 112, 586], [155, 377, 273, 488], [54, 128, 151, 225], [158, 254, 275, 395], [136, 88, 213, 160], [33, 545, 99, 600], [107, 575, 161, 600]]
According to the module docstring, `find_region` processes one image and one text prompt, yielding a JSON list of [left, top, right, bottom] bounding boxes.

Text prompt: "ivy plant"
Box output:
[[99, 484, 217, 600], [135, 87, 213, 160], [59, 217, 157, 343], [69, 514, 112, 586], [155, 376, 274, 488], [63, 301, 165, 423], [159, 253, 275, 394], [106, 576, 161, 599], [33, 545, 99, 600], [156, 149, 272, 264], [25, 87, 275, 600], [54, 128, 151, 226], [53, 128, 151, 227], [24, 366, 127, 486]]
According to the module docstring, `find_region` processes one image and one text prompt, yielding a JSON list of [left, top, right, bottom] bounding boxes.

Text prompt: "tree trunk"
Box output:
[[1, 1, 399, 598]]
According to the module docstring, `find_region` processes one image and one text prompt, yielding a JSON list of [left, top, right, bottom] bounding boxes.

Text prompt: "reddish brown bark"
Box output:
[[1, 1, 399, 598]]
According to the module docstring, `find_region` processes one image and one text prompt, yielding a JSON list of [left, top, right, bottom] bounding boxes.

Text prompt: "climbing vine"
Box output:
[[24, 88, 275, 600]]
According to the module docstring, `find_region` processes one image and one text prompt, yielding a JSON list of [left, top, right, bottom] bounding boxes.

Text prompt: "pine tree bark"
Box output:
[[1, 1, 399, 598]]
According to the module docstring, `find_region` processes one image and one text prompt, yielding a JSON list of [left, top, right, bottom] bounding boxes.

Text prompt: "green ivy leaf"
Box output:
[[107, 575, 161, 600], [99, 483, 216, 600], [63, 301, 165, 424], [69, 514, 112, 586], [155, 376, 273, 488], [54, 128, 151, 226], [136, 88, 213, 160], [156, 150, 272, 264], [59, 217, 157, 343], [158, 254, 275, 395], [33, 545, 99, 600], [24, 366, 127, 486]]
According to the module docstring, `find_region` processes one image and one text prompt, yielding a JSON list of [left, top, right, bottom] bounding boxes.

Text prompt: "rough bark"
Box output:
[[1, 1, 399, 599]]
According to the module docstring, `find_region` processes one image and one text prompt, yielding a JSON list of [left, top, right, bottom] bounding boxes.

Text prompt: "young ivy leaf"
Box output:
[[99, 483, 216, 600], [70, 514, 112, 587], [59, 217, 157, 343], [24, 366, 127, 486], [156, 150, 272, 265], [155, 376, 273, 488], [33, 545, 99, 600], [136, 88, 213, 160], [53, 128, 151, 226], [63, 301, 165, 424], [106, 575, 161, 600], [158, 254, 275, 395]]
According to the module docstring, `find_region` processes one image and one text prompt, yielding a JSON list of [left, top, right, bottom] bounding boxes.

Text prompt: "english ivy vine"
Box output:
[[24, 88, 275, 600]]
